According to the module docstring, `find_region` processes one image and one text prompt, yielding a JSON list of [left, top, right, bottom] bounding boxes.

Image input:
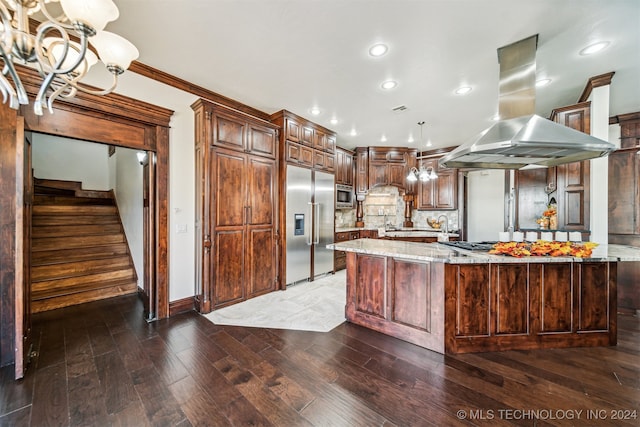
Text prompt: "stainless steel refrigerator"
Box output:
[[286, 166, 335, 285]]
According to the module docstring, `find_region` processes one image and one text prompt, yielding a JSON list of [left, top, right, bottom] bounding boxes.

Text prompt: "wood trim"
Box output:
[[169, 296, 195, 316], [549, 101, 591, 122], [578, 71, 615, 103], [0, 105, 19, 367], [129, 62, 271, 122]]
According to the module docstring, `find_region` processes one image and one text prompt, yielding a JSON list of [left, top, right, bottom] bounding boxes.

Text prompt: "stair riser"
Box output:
[[33, 235, 125, 251], [32, 256, 132, 281], [32, 224, 123, 238], [33, 205, 117, 215], [32, 216, 119, 226], [34, 195, 115, 206], [32, 269, 135, 292], [32, 244, 129, 265]]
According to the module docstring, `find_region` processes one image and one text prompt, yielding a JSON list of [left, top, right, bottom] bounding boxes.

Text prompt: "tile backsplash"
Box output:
[[334, 185, 459, 231]]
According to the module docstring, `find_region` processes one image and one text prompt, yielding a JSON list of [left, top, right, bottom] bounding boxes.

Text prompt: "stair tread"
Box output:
[[31, 280, 138, 310], [32, 246, 130, 266], [32, 224, 123, 238], [34, 195, 115, 206], [32, 234, 126, 251]]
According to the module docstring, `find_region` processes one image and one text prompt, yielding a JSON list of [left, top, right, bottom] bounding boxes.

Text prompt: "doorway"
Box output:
[[4, 65, 173, 379]]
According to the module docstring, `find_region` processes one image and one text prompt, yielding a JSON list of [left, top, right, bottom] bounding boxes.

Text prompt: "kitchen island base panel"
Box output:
[[345, 252, 445, 354], [344, 249, 616, 354]]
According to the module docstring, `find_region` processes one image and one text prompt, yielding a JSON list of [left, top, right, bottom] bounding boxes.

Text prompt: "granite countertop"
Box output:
[[335, 226, 459, 237], [327, 238, 640, 264]]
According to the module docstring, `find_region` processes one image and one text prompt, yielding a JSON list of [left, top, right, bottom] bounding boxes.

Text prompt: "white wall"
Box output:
[[113, 148, 144, 289], [83, 70, 199, 302], [32, 134, 110, 191], [467, 170, 505, 242]]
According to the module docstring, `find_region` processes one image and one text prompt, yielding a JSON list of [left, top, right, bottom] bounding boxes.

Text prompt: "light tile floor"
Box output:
[[204, 270, 347, 332]]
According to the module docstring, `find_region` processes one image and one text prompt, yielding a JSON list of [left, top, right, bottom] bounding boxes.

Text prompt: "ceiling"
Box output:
[[106, 0, 640, 151]]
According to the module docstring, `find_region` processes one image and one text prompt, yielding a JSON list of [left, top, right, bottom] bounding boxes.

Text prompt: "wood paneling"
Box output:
[[493, 264, 529, 335], [454, 265, 490, 337], [577, 262, 610, 331], [539, 263, 573, 333], [354, 255, 386, 318], [389, 259, 430, 331]]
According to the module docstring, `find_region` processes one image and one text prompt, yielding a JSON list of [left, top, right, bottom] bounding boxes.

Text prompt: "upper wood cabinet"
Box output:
[[416, 157, 458, 210], [270, 110, 336, 173], [212, 109, 277, 159], [335, 146, 354, 186], [358, 147, 416, 193]]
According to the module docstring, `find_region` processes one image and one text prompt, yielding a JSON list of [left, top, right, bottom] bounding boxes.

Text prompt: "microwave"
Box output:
[[336, 184, 354, 209]]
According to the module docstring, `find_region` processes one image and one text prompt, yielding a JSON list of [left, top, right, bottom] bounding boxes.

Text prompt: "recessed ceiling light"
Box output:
[[310, 107, 321, 116], [579, 41, 610, 56], [350, 129, 357, 136], [330, 117, 338, 125], [369, 43, 388, 57], [381, 80, 397, 90], [426, 139, 432, 147], [536, 78, 552, 87], [455, 86, 472, 95], [407, 135, 414, 143], [380, 135, 387, 143]]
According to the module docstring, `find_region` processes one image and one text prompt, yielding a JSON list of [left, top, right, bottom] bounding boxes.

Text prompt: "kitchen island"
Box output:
[[327, 239, 640, 354]]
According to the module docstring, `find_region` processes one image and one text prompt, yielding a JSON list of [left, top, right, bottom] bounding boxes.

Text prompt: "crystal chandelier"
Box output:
[[406, 121, 438, 182], [0, 0, 138, 115]]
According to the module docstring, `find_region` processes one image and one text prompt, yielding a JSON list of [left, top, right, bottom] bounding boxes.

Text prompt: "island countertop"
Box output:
[[327, 238, 640, 264]]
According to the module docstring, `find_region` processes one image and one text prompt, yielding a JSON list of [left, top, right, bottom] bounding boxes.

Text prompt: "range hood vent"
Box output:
[[439, 35, 615, 169]]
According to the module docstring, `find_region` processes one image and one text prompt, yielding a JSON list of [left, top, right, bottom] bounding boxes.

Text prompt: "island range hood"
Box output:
[[439, 34, 616, 169]]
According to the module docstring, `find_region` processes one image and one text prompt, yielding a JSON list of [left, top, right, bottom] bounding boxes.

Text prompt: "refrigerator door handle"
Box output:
[[306, 202, 313, 245], [313, 203, 320, 245]]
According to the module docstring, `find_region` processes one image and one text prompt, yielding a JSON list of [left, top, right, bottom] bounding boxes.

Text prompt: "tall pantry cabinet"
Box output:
[[192, 99, 280, 313]]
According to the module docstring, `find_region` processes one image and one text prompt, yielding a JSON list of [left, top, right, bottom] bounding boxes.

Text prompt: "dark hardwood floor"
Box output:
[[1, 294, 638, 426]]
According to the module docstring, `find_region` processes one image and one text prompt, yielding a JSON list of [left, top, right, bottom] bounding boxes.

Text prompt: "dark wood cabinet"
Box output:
[[334, 230, 360, 271], [335, 146, 354, 186], [444, 261, 615, 353], [367, 147, 416, 191], [193, 99, 279, 313], [416, 157, 457, 210], [608, 111, 640, 311], [270, 110, 336, 173], [355, 147, 369, 195]]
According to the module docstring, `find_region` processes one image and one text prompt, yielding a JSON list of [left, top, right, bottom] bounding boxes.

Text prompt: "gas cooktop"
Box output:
[[439, 241, 497, 251]]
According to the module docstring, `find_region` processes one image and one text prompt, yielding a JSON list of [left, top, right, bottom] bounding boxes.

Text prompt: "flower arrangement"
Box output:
[[536, 203, 558, 229], [489, 241, 598, 258]]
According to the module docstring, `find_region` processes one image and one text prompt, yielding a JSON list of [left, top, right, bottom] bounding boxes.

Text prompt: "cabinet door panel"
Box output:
[[388, 163, 405, 188], [435, 172, 457, 209], [214, 113, 245, 151], [390, 259, 430, 331], [300, 146, 314, 167], [313, 150, 325, 169], [286, 119, 301, 142], [247, 227, 276, 297], [577, 263, 610, 331], [608, 150, 639, 234], [247, 157, 275, 226], [325, 153, 335, 172], [313, 130, 326, 151], [301, 126, 314, 146], [355, 255, 386, 318], [539, 263, 573, 333], [213, 150, 245, 227], [344, 153, 353, 185], [455, 265, 490, 337], [369, 163, 388, 188], [213, 229, 244, 307], [326, 135, 336, 153], [493, 264, 529, 335], [286, 141, 301, 163], [248, 124, 276, 158]]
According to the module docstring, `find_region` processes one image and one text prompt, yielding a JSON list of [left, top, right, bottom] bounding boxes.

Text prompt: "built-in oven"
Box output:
[[335, 184, 354, 209]]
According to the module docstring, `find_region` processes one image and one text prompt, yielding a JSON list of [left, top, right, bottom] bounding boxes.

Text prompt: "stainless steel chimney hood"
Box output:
[[439, 35, 616, 169]]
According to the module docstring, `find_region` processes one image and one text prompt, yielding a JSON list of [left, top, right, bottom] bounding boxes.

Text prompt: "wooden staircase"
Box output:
[[31, 179, 138, 313]]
